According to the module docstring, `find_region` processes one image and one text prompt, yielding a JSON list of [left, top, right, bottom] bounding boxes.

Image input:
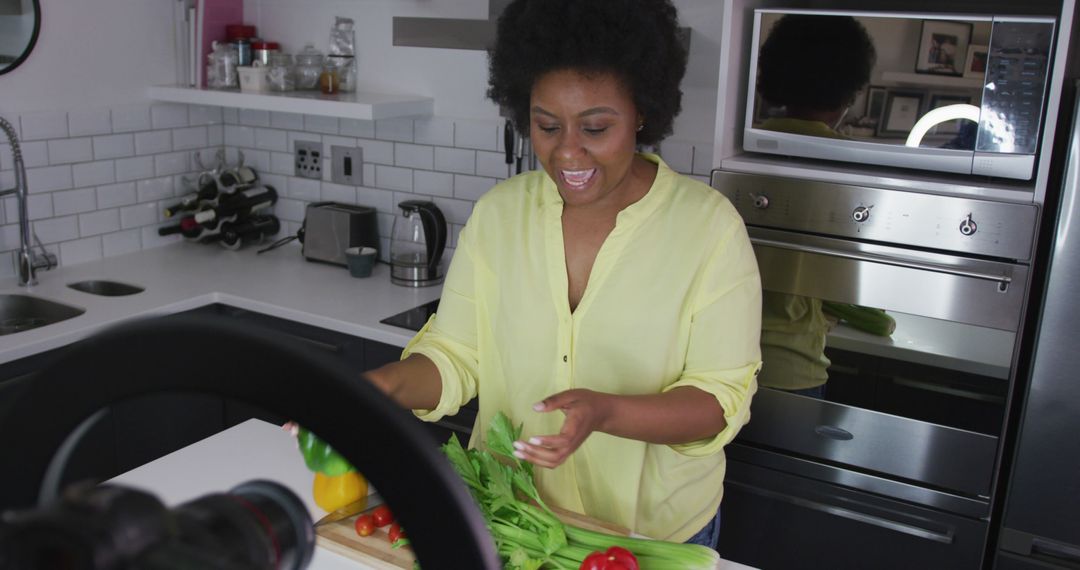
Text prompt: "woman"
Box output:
[[365, 0, 761, 546]]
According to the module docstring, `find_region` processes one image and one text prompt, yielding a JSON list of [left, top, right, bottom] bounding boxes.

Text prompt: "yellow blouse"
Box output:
[[403, 154, 762, 541]]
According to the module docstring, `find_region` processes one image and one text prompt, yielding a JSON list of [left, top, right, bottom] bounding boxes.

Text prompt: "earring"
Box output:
[[636, 123, 644, 132]]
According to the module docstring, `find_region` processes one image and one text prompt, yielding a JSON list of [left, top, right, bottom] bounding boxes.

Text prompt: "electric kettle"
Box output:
[[390, 200, 447, 287]]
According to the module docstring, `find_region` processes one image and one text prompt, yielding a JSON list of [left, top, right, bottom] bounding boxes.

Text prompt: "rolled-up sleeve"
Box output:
[[664, 219, 762, 457], [402, 222, 481, 422]]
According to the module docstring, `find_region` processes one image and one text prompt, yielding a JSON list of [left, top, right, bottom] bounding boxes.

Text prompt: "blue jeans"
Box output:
[[684, 510, 721, 548]]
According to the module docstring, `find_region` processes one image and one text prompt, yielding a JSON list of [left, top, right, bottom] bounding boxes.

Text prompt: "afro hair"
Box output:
[[487, 0, 688, 146], [757, 15, 877, 112]]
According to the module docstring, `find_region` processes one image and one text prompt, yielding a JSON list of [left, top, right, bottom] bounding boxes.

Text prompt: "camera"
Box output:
[[0, 479, 315, 570]]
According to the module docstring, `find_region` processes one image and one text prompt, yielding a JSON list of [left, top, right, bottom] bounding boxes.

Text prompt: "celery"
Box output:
[[441, 412, 721, 570]]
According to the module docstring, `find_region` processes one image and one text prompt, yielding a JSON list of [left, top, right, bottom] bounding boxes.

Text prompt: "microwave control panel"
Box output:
[[977, 20, 1055, 156]]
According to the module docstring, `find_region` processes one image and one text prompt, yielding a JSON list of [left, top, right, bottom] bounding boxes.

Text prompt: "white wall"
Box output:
[[0, 0, 176, 114]]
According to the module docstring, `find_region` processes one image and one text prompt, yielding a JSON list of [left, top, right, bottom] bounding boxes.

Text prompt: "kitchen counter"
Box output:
[[110, 419, 755, 570], [0, 241, 1008, 378]]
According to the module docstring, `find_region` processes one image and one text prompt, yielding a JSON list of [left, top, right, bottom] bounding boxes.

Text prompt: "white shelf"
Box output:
[[147, 85, 434, 121], [880, 71, 984, 90]]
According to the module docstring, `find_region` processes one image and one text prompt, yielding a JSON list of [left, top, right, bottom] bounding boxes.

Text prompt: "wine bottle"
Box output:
[[217, 165, 258, 191], [164, 174, 220, 218], [193, 185, 278, 226], [157, 216, 205, 239], [219, 215, 281, 250]]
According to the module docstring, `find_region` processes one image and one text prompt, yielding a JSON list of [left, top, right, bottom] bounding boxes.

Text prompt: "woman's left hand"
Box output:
[[512, 388, 613, 469]]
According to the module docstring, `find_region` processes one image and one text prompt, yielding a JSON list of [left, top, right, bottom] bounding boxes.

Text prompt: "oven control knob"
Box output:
[[750, 193, 769, 209], [959, 214, 978, 236], [852, 206, 871, 223]]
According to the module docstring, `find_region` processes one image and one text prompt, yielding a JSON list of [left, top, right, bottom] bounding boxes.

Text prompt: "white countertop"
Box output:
[[0, 241, 1010, 379]]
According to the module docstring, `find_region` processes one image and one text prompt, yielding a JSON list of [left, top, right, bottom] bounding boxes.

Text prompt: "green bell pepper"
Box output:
[[297, 427, 355, 477]]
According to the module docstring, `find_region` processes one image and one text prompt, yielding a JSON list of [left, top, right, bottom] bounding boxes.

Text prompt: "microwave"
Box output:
[[742, 10, 1056, 180]]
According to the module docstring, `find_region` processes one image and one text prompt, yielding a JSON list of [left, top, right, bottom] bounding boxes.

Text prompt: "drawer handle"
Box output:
[[729, 480, 955, 544], [278, 332, 342, 353], [814, 425, 854, 441]]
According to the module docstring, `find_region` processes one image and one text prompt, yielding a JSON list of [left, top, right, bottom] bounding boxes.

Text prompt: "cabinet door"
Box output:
[[113, 393, 224, 473], [718, 457, 987, 570]]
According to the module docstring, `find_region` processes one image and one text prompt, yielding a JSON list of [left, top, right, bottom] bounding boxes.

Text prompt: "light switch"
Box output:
[[331, 145, 364, 186]]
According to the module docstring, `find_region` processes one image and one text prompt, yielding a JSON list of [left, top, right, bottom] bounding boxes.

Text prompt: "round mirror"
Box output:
[[0, 0, 41, 76]]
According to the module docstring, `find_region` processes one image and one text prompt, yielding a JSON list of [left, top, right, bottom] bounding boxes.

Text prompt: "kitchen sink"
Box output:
[[67, 280, 144, 297], [0, 294, 85, 336]]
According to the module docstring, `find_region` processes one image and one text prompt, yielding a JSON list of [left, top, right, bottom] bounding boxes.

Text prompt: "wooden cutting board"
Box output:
[[316, 504, 631, 569]]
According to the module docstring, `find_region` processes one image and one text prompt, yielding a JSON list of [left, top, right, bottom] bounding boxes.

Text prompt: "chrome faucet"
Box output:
[[0, 116, 56, 286]]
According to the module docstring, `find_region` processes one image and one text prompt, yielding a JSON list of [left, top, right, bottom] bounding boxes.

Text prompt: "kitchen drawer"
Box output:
[[718, 456, 988, 570]]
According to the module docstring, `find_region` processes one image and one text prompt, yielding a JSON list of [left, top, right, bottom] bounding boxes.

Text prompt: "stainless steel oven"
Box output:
[[710, 170, 1038, 569]]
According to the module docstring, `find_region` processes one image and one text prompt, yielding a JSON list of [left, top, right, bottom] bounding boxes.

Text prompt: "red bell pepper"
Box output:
[[579, 546, 640, 570]]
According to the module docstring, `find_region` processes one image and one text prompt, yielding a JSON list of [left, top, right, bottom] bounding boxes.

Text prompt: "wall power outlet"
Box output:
[[294, 140, 323, 179]]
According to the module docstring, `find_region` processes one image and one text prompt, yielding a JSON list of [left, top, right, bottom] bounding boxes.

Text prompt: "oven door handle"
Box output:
[[750, 237, 1013, 286]]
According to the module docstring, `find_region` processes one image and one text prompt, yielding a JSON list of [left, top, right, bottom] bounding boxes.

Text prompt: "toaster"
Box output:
[[301, 202, 379, 266]]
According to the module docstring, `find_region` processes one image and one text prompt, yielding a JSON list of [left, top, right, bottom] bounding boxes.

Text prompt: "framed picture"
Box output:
[[863, 86, 888, 125], [963, 44, 989, 78], [915, 20, 973, 76], [878, 91, 926, 137], [925, 94, 973, 135]]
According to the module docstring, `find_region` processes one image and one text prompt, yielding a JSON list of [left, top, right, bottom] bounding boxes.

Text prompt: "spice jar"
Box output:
[[226, 25, 257, 66], [266, 52, 295, 92], [251, 41, 280, 66], [206, 41, 240, 89], [294, 44, 324, 90], [319, 62, 340, 94]]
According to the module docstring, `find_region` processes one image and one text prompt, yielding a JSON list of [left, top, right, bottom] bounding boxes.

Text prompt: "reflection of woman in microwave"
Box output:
[[361, 0, 762, 549], [756, 14, 877, 139], [755, 15, 881, 398]]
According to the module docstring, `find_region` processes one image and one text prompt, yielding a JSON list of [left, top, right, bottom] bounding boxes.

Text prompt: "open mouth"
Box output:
[[560, 168, 597, 190]]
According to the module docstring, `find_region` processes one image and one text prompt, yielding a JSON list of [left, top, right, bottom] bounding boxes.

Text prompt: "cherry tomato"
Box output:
[[353, 514, 375, 537], [388, 522, 406, 543], [372, 505, 394, 527]]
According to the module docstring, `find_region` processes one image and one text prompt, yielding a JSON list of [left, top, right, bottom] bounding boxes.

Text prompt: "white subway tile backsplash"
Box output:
[[274, 198, 306, 223], [6, 194, 53, 221], [135, 130, 173, 155], [111, 104, 152, 133], [239, 109, 272, 127], [356, 186, 394, 213], [137, 177, 174, 203], [271, 112, 304, 131], [242, 149, 271, 174], [96, 182, 137, 209], [321, 182, 357, 204], [151, 104, 189, 129], [453, 119, 497, 151], [154, 152, 190, 177], [362, 163, 375, 187], [323, 135, 358, 150], [20, 111, 68, 141], [172, 126, 208, 150], [103, 229, 142, 257], [476, 150, 511, 179], [395, 143, 434, 170], [288, 132, 322, 154], [27, 165, 73, 193], [375, 118, 413, 143], [222, 107, 239, 124], [224, 125, 255, 147], [121, 203, 159, 229], [0, 223, 19, 251], [431, 196, 474, 226], [270, 152, 294, 176], [48, 138, 93, 165], [339, 118, 375, 138], [435, 147, 475, 175], [376, 212, 394, 239], [73, 160, 116, 188], [189, 105, 223, 126], [60, 236, 104, 265], [304, 115, 339, 135], [115, 156, 155, 182], [93, 134, 135, 160], [414, 117, 454, 147], [375, 165, 413, 192], [79, 209, 121, 236], [53, 188, 98, 216], [287, 177, 321, 201], [68, 108, 112, 137], [254, 128, 288, 152], [2, 140, 49, 169], [259, 173, 287, 194], [141, 225, 181, 248], [356, 139, 394, 166], [208, 125, 224, 146], [454, 174, 496, 201], [413, 170, 454, 198], [33, 215, 79, 243]]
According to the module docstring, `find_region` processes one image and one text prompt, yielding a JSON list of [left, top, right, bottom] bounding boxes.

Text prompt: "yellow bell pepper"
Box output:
[[312, 470, 368, 513]]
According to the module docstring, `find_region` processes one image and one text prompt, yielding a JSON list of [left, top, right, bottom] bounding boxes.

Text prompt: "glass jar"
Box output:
[[266, 52, 295, 92], [206, 41, 239, 90], [319, 62, 340, 95], [294, 44, 324, 91], [326, 55, 356, 93], [252, 41, 280, 66]]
